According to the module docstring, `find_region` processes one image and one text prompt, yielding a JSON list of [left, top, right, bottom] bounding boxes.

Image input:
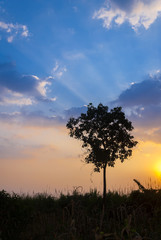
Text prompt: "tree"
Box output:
[[66, 103, 137, 202]]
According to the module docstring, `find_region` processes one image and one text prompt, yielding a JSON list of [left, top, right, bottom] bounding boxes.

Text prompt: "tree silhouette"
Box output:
[[66, 103, 137, 203]]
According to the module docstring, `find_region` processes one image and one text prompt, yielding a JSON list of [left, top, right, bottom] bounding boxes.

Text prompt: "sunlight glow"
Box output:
[[154, 161, 161, 178]]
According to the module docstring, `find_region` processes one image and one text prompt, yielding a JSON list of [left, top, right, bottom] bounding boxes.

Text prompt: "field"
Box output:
[[1, 185, 161, 240]]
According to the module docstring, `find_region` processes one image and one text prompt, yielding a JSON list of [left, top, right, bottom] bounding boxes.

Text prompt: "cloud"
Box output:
[[0, 62, 86, 127], [0, 96, 34, 106], [53, 61, 59, 72], [93, 0, 161, 31], [64, 106, 87, 119], [113, 72, 161, 143], [0, 104, 88, 128], [36, 80, 52, 98], [7, 35, 14, 43], [113, 76, 161, 107], [0, 110, 65, 127], [0, 62, 56, 105], [0, 21, 29, 42], [52, 61, 67, 79], [0, 63, 36, 93]]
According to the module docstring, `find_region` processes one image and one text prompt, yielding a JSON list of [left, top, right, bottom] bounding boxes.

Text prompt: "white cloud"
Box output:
[[7, 35, 14, 43], [51, 62, 67, 79], [37, 80, 51, 97], [0, 21, 13, 30], [0, 88, 34, 106], [31, 75, 39, 80], [21, 25, 29, 37], [93, 0, 161, 31], [0, 96, 34, 106], [52, 61, 59, 72], [5, 98, 33, 106], [149, 69, 161, 78], [50, 97, 57, 102], [56, 71, 63, 78], [0, 21, 29, 42]]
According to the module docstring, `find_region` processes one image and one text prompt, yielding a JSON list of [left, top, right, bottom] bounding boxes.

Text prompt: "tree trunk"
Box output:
[[103, 165, 107, 206], [100, 165, 107, 229]]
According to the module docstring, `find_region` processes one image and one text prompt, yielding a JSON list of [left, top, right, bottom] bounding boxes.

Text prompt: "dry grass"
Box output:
[[0, 185, 161, 240]]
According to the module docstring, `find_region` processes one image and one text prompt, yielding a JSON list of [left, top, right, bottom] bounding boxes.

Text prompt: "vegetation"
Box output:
[[1, 185, 161, 240], [0, 105, 155, 239], [66, 103, 137, 202]]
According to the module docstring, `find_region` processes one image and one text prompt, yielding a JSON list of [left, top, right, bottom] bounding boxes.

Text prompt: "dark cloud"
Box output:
[[130, 106, 161, 143], [130, 105, 161, 128], [0, 61, 87, 127], [110, 0, 153, 12], [113, 74, 161, 143], [114, 77, 161, 107], [0, 62, 55, 105], [21, 110, 65, 127], [64, 106, 87, 119], [0, 62, 38, 94], [0, 105, 88, 128], [0, 110, 65, 127], [0, 62, 86, 108], [110, 0, 135, 11]]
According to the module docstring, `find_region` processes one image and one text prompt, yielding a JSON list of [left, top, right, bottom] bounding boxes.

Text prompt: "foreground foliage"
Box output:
[[0, 188, 161, 240]]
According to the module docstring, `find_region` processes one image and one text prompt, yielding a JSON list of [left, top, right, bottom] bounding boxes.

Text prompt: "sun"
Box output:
[[154, 162, 161, 178]]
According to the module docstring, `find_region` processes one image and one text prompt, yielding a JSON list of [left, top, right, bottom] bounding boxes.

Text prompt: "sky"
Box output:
[[1, 0, 161, 194]]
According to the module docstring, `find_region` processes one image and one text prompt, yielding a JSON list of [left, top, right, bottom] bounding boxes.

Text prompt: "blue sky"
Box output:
[[1, 0, 161, 110], [1, 0, 161, 193]]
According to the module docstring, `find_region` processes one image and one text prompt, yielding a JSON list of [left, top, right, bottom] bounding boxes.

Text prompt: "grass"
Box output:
[[1, 184, 161, 240]]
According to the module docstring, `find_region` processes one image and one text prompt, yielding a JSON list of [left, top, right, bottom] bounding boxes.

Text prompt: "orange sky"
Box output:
[[1, 121, 161, 195], [1, 0, 161, 196]]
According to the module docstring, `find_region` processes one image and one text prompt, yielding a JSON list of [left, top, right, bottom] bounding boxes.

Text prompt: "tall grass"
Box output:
[[1, 185, 161, 240]]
